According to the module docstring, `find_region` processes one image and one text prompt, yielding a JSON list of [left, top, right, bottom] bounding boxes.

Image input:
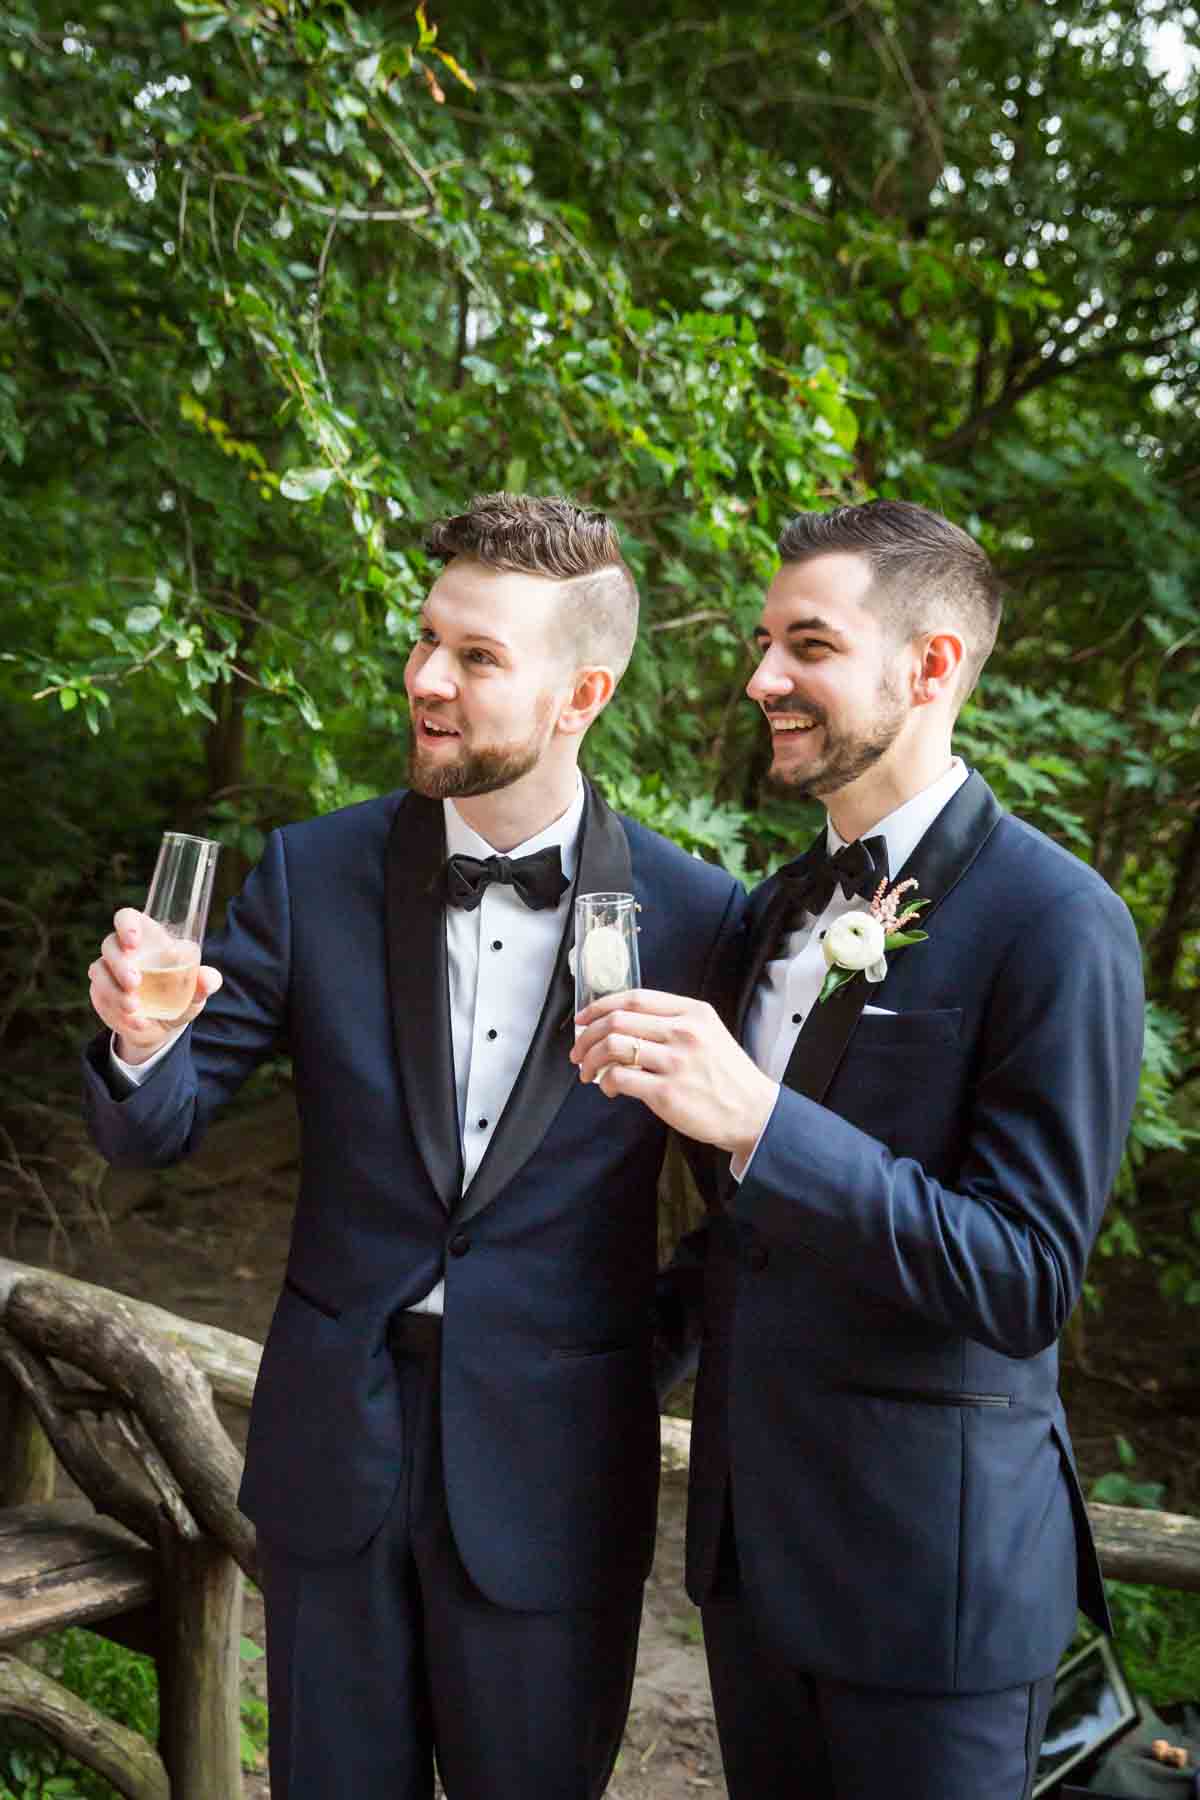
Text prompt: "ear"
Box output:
[[912, 631, 965, 707], [556, 666, 616, 737]]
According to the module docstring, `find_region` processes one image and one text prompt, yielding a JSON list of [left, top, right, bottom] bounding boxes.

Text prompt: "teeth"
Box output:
[[770, 717, 817, 732]]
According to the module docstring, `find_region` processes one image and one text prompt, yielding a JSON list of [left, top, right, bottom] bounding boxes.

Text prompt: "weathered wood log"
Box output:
[[4, 1278, 256, 1582], [0, 1258, 261, 1410], [0, 1649, 169, 1800], [1089, 1501, 1200, 1593], [0, 1364, 56, 1507], [0, 1331, 164, 1549], [155, 1524, 244, 1800], [0, 1501, 155, 1646]]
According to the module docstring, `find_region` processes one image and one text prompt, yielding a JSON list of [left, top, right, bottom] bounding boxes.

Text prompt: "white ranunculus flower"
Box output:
[[823, 910, 886, 973], [581, 923, 631, 994]]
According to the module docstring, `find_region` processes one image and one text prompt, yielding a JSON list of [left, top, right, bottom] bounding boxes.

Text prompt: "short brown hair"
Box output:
[[778, 499, 1001, 698], [426, 492, 639, 680]]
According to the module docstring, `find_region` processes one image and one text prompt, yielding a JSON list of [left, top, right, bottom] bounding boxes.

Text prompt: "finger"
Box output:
[[113, 907, 145, 952], [89, 959, 145, 1025], [194, 965, 223, 1001], [596, 1063, 661, 1105], [579, 1033, 665, 1086], [574, 988, 692, 1027], [100, 931, 142, 993], [570, 1010, 672, 1065]]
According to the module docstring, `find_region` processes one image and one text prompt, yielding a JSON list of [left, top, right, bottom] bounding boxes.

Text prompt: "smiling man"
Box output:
[[82, 493, 744, 1800], [572, 499, 1145, 1800]]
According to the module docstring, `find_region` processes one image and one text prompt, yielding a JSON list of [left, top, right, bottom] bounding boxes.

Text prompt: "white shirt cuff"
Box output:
[[110, 1025, 188, 1088], [729, 1088, 780, 1184]]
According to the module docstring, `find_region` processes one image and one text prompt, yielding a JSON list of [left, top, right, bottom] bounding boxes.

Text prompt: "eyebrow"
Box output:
[[420, 615, 512, 652], [752, 615, 848, 644]]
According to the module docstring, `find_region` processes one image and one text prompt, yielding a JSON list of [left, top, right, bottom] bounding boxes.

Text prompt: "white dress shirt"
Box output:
[[737, 757, 969, 1174], [114, 775, 586, 1316]]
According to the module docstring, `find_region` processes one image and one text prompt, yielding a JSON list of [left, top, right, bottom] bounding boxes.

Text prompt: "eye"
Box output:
[[466, 647, 497, 666], [796, 638, 834, 656], [417, 626, 437, 646]]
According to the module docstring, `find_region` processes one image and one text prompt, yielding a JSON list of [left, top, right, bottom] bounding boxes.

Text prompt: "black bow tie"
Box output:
[[445, 847, 569, 913], [776, 834, 889, 936]]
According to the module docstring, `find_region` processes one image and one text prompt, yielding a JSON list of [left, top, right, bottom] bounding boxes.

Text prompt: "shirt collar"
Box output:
[[827, 757, 969, 875], [443, 771, 585, 883]]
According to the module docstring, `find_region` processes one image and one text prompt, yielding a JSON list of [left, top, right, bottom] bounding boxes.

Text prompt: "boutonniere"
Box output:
[[818, 877, 929, 1003]]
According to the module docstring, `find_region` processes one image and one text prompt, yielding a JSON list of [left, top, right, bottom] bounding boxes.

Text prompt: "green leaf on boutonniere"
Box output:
[[817, 964, 859, 1004], [884, 929, 929, 949]]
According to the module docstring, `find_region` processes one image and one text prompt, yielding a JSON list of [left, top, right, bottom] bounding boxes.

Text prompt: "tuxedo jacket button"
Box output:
[[448, 1233, 470, 1258], [746, 1244, 768, 1272]]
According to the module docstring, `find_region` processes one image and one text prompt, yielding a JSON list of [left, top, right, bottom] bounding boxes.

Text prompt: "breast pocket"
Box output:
[[851, 1007, 963, 1050]]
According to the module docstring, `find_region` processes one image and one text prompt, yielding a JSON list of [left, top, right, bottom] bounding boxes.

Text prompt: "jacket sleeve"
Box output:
[[82, 828, 293, 1169], [734, 882, 1145, 1357]]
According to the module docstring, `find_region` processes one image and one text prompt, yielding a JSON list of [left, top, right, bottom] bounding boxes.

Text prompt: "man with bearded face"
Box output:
[[572, 500, 1144, 1800], [82, 492, 745, 1800]]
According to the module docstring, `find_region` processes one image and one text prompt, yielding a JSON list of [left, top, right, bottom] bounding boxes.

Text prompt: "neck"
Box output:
[[451, 760, 580, 853], [825, 732, 955, 843]]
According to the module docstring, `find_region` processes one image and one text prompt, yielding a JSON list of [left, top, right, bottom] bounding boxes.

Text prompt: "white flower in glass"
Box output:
[[581, 924, 631, 995]]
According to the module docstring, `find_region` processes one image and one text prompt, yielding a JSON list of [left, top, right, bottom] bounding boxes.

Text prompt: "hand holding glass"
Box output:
[[133, 833, 221, 1020]]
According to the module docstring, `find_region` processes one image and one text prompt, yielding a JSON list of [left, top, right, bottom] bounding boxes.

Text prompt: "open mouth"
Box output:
[[766, 714, 820, 734], [418, 715, 461, 742]]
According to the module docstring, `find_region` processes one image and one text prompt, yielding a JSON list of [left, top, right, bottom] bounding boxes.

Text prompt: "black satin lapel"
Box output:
[[453, 780, 633, 1230], [780, 771, 1004, 1106], [734, 838, 823, 1041], [385, 791, 463, 1210], [890, 769, 1003, 931]]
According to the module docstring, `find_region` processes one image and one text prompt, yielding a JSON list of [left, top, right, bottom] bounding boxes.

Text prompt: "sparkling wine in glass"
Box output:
[[135, 833, 220, 1020]]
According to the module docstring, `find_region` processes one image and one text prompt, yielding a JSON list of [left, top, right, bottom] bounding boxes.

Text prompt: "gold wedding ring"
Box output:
[[628, 1038, 641, 1069]]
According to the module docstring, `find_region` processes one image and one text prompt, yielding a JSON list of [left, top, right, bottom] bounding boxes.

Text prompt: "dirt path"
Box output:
[[11, 1171, 724, 1798]]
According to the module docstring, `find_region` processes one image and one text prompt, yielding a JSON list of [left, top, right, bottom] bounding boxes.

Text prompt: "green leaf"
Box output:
[[283, 166, 327, 199], [126, 605, 163, 634], [58, 688, 78, 711], [280, 466, 337, 501]]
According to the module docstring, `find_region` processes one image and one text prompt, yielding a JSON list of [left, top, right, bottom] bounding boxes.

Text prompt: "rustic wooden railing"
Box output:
[[1, 1258, 1198, 1796], [0, 1258, 260, 1799]]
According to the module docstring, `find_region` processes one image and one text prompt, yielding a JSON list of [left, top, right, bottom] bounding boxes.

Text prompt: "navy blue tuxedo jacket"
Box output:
[[685, 771, 1144, 1694], [84, 781, 744, 1609]]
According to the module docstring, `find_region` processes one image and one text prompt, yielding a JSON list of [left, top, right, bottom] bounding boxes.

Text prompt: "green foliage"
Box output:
[[0, 1629, 268, 1797], [1085, 1439, 1200, 1708], [0, 0, 1197, 1254]]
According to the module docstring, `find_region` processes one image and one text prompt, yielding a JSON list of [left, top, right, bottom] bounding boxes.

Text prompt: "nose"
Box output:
[[406, 644, 457, 702], [746, 649, 791, 706]]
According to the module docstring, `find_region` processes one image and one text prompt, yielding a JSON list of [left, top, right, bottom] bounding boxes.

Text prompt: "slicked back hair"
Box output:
[[425, 492, 639, 682], [777, 499, 1002, 700]]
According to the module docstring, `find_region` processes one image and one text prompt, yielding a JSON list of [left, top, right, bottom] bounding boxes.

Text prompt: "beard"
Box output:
[[765, 676, 908, 801], [407, 698, 556, 801]]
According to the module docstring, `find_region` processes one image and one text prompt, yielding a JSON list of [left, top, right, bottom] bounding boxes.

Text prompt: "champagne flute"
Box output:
[[133, 833, 221, 1020], [575, 892, 641, 1079]]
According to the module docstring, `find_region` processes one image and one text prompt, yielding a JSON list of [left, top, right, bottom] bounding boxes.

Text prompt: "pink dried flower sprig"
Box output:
[[870, 876, 924, 935]]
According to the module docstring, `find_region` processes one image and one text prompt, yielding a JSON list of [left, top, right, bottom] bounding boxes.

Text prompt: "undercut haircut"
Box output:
[[425, 492, 639, 681], [777, 500, 1002, 699]]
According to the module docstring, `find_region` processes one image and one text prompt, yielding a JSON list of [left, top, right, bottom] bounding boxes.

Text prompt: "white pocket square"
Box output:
[[862, 1005, 897, 1016]]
